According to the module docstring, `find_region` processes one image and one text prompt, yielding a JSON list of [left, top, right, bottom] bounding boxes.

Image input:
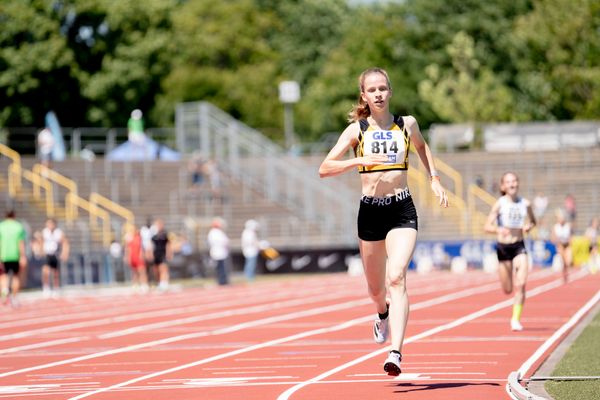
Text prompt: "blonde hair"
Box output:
[[347, 67, 392, 122]]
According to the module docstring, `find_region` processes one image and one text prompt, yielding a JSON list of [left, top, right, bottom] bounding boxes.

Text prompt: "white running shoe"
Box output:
[[383, 351, 402, 376], [373, 314, 389, 344], [511, 319, 523, 331]]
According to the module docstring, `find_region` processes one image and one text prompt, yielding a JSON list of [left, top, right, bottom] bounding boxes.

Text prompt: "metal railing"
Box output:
[[8, 165, 56, 217], [409, 166, 467, 235], [1, 142, 22, 194], [89, 192, 135, 235], [467, 184, 496, 236], [176, 101, 358, 245], [66, 192, 111, 247], [32, 163, 78, 218]]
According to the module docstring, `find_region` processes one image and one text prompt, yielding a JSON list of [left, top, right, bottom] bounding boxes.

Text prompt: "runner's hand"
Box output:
[[431, 180, 449, 208], [359, 155, 389, 166]]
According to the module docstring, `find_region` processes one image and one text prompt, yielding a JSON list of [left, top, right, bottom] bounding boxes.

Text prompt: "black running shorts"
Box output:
[[46, 254, 60, 269], [496, 241, 527, 261], [2, 261, 20, 274], [357, 190, 418, 241]]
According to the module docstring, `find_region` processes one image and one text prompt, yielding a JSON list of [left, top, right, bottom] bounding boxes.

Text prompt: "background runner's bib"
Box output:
[[498, 197, 528, 229]]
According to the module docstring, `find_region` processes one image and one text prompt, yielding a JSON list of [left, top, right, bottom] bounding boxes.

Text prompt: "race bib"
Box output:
[[363, 130, 405, 164]]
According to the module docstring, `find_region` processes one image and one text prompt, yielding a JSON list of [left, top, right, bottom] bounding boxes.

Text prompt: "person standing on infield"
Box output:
[[151, 218, 171, 291], [484, 172, 536, 331], [41, 218, 69, 298], [0, 210, 27, 307], [318, 67, 448, 376]]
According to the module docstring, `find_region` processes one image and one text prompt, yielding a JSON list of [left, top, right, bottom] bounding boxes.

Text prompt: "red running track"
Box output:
[[0, 268, 598, 400]]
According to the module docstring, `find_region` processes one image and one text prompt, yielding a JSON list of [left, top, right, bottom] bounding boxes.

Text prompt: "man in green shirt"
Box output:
[[0, 210, 27, 306]]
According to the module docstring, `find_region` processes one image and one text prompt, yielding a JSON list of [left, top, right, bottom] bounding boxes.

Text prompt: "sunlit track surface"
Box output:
[[0, 269, 597, 400]]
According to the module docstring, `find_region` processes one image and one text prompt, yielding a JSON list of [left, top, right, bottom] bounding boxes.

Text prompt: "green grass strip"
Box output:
[[545, 308, 600, 400]]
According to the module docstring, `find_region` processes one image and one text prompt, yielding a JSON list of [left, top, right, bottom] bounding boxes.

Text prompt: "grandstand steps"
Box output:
[[431, 147, 600, 234], [4, 146, 597, 254], [11, 157, 327, 251]]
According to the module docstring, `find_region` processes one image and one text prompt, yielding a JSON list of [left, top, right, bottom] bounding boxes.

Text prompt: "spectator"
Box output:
[[0, 210, 27, 307], [124, 225, 149, 293], [204, 159, 223, 203], [474, 175, 484, 189], [30, 230, 45, 261], [109, 238, 123, 284], [533, 191, 549, 221], [551, 209, 572, 283], [564, 193, 577, 227], [127, 109, 146, 144], [585, 217, 599, 273], [187, 154, 205, 194], [41, 218, 69, 298], [241, 219, 260, 281], [151, 218, 172, 292], [140, 217, 156, 281], [207, 217, 229, 285], [37, 128, 55, 168]]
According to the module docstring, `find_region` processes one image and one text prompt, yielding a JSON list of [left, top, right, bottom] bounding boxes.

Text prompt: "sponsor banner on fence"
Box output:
[[257, 240, 559, 274]]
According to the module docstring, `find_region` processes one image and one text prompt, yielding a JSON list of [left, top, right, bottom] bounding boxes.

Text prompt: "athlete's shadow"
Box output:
[[392, 381, 500, 393]]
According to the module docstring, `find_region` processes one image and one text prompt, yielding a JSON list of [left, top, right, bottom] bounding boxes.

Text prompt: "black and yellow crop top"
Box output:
[[353, 115, 410, 173]]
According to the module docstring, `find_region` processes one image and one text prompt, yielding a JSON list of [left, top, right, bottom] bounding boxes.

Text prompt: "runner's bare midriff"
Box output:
[[497, 228, 526, 245], [361, 170, 408, 197]]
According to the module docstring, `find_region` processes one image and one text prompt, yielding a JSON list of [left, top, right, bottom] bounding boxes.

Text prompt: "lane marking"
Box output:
[[507, 285, 600, 399], [0, 272, 498, 372], [0, 298, 370, 379], [64, 277, 518, 399], [97, 291, 354, 339], [276, 274, 579, 400], [0, 337, 89, 355], [517, 288, 600, 378], [203, 365, 316, 371], [0, 286, 353, 341]]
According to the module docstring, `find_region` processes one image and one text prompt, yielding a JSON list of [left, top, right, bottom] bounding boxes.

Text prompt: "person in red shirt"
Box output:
[[124, 225, 149, 293]]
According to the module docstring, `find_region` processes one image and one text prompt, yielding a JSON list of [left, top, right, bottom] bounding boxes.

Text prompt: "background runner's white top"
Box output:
[[497, 196, 528, 229], [554, 223, 571, 244], [42, 227, 63, 255]]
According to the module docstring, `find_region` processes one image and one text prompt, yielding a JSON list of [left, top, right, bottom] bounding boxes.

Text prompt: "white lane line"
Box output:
[[97, 290, 353, 339], [418, 336, 547, 342], [235, 356, 340, 361], [517, 288, 600, 377], [0, 378, 512, 397], [0, 337, 89, 355], [0, 271, 496, 357], [0, 297, 370, 379], [203, 365, 316, 370], [0, 286, 349, 341], [276, 275, 574, 400], [64, 277, 508, 399], [410, 352, 508, 357]]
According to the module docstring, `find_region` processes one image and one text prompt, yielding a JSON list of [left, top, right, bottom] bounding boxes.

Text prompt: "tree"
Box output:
[[419, 31, 514, 123], [0, 1, 82, 127], [269, 0, 351, 86], [153, 0, 282, 138], [509, 0, 600, 120], [73, 0, 177, 126]]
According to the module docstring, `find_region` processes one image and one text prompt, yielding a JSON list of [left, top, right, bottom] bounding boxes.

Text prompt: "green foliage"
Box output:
[[1, 0, 599, 145], [270, 0, 350, 85], [0, 0, 80, 126], [419, 32, 514, 123], [509, 0, 600, 120], [153, 0, 282, 137], [74, 0, 178, 126]]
